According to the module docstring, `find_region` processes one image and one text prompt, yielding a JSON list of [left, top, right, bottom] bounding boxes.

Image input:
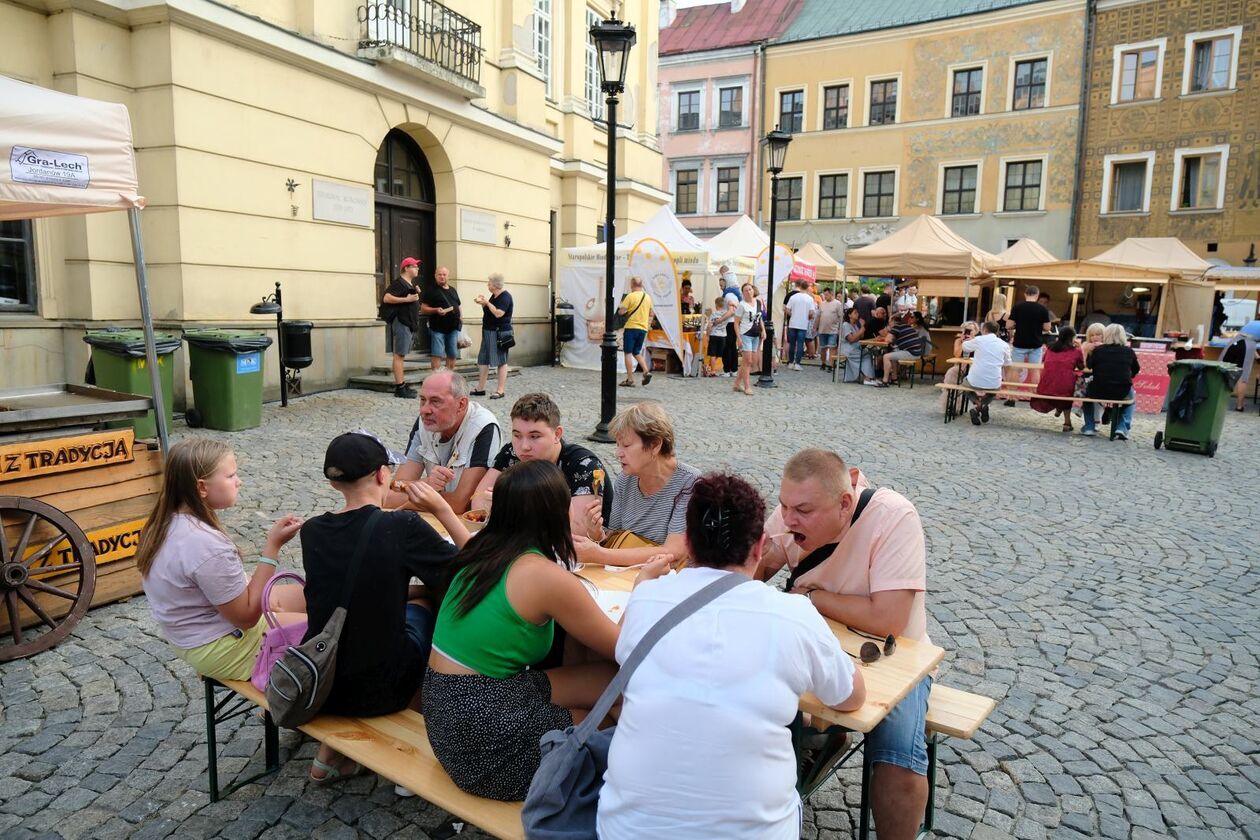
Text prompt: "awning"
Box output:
[[917, 278, 979, 298], [1090, 237, 1210, 279], [989, 259, 1178, 285], [844, 215, 999, 279]]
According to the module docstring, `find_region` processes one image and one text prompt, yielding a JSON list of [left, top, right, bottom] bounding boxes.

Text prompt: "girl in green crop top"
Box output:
[[422, 460, 625, 801]]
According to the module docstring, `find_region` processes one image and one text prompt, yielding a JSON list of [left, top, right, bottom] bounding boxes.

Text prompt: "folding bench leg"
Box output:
[[204, 678, 282, 803], [922, 733, 939, 836], [858, 743, 874, 840]]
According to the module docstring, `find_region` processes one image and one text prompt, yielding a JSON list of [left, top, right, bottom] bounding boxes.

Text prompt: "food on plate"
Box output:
[[462, 508, 488, 523]]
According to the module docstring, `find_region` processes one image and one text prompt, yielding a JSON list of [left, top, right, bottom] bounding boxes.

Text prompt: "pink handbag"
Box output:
[[250, 571, 308, 691]]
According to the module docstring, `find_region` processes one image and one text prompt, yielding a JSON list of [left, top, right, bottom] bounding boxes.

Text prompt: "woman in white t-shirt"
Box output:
[[733, 282, 764, 396], [597, 473, 865, 840]]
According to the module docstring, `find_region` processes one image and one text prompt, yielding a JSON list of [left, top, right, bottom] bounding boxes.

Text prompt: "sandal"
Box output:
[[310, 757, 366, 785], [619, 379, 635, 387], [642, 373, 652, 385], [490, 392, 505, 399], [470, 389, 486, 396]]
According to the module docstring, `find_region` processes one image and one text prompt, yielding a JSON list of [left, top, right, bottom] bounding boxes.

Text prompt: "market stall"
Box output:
[[0, 77, 165, 660], [794, 242, 844, 292]]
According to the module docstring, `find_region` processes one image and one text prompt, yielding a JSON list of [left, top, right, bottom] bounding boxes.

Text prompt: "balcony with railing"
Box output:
[[358, 1, 485, 98]]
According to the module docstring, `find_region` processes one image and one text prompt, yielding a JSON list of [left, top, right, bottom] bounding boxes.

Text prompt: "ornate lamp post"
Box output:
[[757, 128, 792, 388], [588, 14, 636, 442]]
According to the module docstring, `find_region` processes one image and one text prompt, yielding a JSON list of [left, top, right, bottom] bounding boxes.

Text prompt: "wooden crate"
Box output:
[[0, 430, 162, 634]]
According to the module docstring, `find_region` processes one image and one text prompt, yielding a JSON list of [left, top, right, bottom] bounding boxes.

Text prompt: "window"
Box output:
[[584, 9, 603, 120], [675, 169, 699, 214], [822, 84, 849, 130], [716, 166, 741, 213], [1003, 160, 1043, 211], [818, 174, 848, 219], [1189, 34, 1234, 92], [718, 86, 743, 128], [677, 91, 701, 131], [0, 220, 36, 311], [779, 90, 804, 133], [534, 0, 552, 97], [869, 79, 898, 125], [775, 177, 803, 221], [1118, 46, 1160, 101], [941, 165, 978, 215], [862, 171, 896, 218], [1101, 152, 1155, 214], [1173, 146, 1229, 210], [1012, 58, 1047, 110], [951, 68, 983, 117]]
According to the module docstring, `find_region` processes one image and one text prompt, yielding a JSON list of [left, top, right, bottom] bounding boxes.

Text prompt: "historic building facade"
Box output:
[[0, 0, 667, 402], [1075, 0, 1256, 264], [760, 0, 1086, 261]]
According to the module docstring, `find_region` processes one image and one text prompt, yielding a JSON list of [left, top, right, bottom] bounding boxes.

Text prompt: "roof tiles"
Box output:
[[660, 0, 805, 56], [774, 0, 1052, 44]]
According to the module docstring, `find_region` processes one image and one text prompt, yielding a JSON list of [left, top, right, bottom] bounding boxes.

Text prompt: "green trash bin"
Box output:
[[1157, 360, 1241, 457], [83, 329, 181, 440], [183, 330, 273, 431]]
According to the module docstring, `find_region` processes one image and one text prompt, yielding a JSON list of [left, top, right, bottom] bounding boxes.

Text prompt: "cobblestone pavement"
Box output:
[[2, 364, 1258, 839]]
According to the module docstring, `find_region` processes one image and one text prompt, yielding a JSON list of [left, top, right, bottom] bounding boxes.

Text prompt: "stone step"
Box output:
[[348, 365, 521, 392]]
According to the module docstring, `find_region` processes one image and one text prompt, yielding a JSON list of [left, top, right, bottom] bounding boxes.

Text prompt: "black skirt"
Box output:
[[421, 667, 573, 801]]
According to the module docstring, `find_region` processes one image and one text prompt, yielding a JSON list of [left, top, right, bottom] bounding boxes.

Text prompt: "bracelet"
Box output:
[[257, 556, 279, 568]]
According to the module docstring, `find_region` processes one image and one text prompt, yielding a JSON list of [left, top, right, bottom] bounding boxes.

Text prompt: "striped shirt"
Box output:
[[608, 463, 701, 544], [889, 324, 926, 356]]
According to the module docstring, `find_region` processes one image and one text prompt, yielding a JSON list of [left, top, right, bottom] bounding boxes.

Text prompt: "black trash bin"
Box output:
[[280, 320, 313, 370], [555, 301, 575, 343]]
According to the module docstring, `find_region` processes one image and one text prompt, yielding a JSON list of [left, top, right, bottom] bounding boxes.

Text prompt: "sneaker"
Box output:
[[969, 407, 982, 425], [394, 784, 416, 798], [1115, 431, 1128, 441], [1082, 429, 1096, 437], [394, 384, 417, 399], [980, 404, 990, 423], [792, 363, 802, 371], [862, 379, 880, 386]]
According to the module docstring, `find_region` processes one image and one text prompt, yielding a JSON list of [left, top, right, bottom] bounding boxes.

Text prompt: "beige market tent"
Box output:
[[794, 242, 844, 283], [0, 76, 166, 450], [995, 238, 1057, 267], [1091, 237, 1210, 279]]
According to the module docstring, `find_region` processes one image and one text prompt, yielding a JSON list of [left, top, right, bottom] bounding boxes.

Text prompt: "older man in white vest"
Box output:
[[387, 370, 501, 514]]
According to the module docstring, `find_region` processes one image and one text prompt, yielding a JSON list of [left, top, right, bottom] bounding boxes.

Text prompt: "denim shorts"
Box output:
[[1010, 345, 1044, 364], [404, 603, 436, 663], [430, 329, 460, 359], [623, 328, 647, 356], [865, 675, 931, 775], [478, 329, 509, 367], [740, 334, 761, 353], [389, 320, 413, 356], [818, 334, 839, 348]]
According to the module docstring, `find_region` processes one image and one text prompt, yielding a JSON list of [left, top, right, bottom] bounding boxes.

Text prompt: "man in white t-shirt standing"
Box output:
[[962, 320, 1012, 425], [784, 280, 818, 371], [760, 448, 932, 840]]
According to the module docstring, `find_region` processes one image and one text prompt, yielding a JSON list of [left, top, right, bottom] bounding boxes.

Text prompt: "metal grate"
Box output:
[[359, 1, 483, 84]]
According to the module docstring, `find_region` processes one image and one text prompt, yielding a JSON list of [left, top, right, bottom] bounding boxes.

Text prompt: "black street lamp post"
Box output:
[[588, 14, 637, 442], [757, 128, 792, 388]]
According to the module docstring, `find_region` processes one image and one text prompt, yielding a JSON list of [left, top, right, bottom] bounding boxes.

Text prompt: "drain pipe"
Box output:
[[755, 40, 767, 227], [1067, 0, 1096, 259]]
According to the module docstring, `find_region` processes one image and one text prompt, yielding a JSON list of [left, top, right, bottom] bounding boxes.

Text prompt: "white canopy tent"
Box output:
[[704, 214, 769, 263], [0, 77, 167, 451], [560, 206, 717, 371]]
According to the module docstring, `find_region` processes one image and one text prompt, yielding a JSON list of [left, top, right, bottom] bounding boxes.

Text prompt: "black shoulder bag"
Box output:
[[611, 293, 646, 331], [784, 487, 876, 592]]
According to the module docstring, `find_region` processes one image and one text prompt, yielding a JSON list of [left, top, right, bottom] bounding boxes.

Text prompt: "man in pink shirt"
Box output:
[[760, 448, 930, 840]]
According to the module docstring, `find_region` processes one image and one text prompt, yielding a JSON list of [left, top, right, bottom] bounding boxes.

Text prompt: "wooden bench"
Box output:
[[204, 678, 524, 840], [934, 383, 1134, 439]]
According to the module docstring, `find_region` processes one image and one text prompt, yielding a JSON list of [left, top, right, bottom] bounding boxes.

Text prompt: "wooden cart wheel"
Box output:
[[0, 496, 97, 661]]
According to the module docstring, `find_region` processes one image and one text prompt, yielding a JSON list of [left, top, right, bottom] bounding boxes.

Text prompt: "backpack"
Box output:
[[265, 509, 382, 728]]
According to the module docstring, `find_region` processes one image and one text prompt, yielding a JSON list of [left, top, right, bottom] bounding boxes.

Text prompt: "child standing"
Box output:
[[137, 438, 306, 681], [705, 296, 728, 376]]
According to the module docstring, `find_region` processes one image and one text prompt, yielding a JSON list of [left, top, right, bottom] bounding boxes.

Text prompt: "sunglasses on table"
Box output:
[[845, 626, 897, 664]]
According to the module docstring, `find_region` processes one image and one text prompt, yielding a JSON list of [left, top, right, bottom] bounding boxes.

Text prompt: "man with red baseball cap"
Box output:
[[381, 257, 422, 398]]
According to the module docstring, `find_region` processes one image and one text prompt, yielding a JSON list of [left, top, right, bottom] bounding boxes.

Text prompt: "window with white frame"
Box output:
[[779, 90, 804, 133], [718, 86, 744, 128], [534, 0, 552, 98], [822, 85, 849, 130], [675, 168, 699, 214], [818, 173, 848, 219], [584, 9, 603, 120], [951, 68, 983, 117], [869, 79, 898, 125], [1114, 41, 1163, 102], [940, 165, 979, 214], [1002, 159, 1043, 211], [1012, 57, 1048, 109], [716, 166, 741, 213], [1101, 152, 1155, 214], [1172, 146, 1229, 210], [862, 170, 896, 217], [775, 177, 803, 220], [677, 90, 701, 131], [1184, 28, 1241, 93], [0, 220, 37, 311]]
